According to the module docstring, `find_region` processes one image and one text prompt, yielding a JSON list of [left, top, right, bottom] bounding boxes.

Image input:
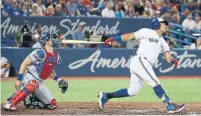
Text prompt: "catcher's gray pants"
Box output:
[[22, 72, 54, 104]]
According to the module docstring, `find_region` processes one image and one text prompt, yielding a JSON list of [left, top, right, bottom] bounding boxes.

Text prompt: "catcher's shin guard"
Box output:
[[9, 80, 39, 106]]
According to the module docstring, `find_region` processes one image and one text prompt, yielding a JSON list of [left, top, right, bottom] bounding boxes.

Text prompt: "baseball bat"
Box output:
[[62, 40, 104, 44]]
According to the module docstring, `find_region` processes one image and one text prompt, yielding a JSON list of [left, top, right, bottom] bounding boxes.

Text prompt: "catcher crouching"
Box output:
[[4, 33, 68, 110]]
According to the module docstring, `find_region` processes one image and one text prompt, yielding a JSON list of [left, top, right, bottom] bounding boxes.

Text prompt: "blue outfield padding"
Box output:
[[1, 48, 201, 76]]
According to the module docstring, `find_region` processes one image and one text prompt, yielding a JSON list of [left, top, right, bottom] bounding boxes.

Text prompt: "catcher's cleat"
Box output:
[[23, 95, 32, 108], [98, 92, 108, 111], [166, 103, 186, 113], [47, 104, 59, 110], [3, 102, 16, 111]]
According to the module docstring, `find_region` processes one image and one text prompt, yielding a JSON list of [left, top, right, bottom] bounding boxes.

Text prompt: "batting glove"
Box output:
[[104, 37, 114, 46], [171, 58, 178, 68]]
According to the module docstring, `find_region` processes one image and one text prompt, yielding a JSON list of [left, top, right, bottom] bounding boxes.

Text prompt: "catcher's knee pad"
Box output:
[[10, 80, 39, 106], [127, 86, 140, 96], [47, 98, 58, 110], [23, 80, 39, 94], [27, 80, 39, 90]]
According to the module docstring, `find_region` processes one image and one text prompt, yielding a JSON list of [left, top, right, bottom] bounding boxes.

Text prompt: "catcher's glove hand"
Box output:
[[58, 80, 68, 94]]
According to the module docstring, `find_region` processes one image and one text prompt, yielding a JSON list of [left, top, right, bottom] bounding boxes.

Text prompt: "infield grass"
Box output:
[[1, 78, 201, 103]]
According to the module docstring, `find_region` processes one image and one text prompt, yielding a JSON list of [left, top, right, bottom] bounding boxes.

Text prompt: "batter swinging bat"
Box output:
[[62, 40, 104, 44]]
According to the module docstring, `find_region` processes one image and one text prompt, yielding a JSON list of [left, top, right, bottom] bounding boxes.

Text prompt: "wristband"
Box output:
[[17, 74, 23, 81], [54, 76, 62, 82], [114, 36, 122, 42]]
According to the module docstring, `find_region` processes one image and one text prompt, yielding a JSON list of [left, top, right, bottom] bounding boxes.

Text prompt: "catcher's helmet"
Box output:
[[40, 33, 51, 47], [152, 18, 168, 30], [51, 33, 60, 48], [40, 33, 60, 48]]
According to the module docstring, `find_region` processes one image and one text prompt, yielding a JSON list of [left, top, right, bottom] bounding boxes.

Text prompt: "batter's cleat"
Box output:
[[166, 103, 186, 113], [3, 102, 16, 111], [98, 92, 108, 111]]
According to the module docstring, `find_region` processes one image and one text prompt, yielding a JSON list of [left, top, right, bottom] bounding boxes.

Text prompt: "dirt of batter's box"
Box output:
[[1, 102, 201, 115]]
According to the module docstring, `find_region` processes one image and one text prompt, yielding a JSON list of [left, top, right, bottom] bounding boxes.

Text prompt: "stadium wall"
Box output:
[[2, 48, 201, 76]]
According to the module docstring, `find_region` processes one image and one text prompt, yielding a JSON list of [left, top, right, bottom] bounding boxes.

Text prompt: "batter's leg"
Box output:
[[137, 57, 185, 113], [105, 73, 143, 99], [98, 65, 143, 111], [33, 84, 58, 110]]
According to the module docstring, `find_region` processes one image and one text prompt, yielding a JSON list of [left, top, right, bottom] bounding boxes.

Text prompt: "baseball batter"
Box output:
[[4, 34, 68, 110], [98, 18, 186, 113]]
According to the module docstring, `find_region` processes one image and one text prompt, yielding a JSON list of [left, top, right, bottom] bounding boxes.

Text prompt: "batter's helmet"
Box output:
[[152, 18, 168, 30]]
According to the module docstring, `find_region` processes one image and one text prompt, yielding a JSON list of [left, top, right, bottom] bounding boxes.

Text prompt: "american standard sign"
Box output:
[[1, 16, 151, 39], [1, 17, 120, 38], [69, 50, 201, 74], [1, 48, 201, 76], [69, 49, 132, 73]]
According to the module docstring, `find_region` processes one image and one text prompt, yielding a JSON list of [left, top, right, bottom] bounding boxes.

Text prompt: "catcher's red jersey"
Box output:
[[40, 51, 57, 80], [27, 48, 62, 80]]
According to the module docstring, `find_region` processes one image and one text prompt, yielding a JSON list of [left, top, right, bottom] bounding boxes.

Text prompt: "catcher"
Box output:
[[4, 33, 68, 110]]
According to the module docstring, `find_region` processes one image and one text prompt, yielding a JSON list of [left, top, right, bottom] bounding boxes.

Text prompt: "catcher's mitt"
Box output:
[[58, 80, 68, 94]]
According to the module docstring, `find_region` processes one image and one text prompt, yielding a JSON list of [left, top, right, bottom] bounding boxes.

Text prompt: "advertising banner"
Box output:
[[2, 48, 201, 76]]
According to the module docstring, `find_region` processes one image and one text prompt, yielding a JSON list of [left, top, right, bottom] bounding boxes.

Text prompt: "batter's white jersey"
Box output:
[[133, 28, 170, 65], [127, 28, 170, 96]]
